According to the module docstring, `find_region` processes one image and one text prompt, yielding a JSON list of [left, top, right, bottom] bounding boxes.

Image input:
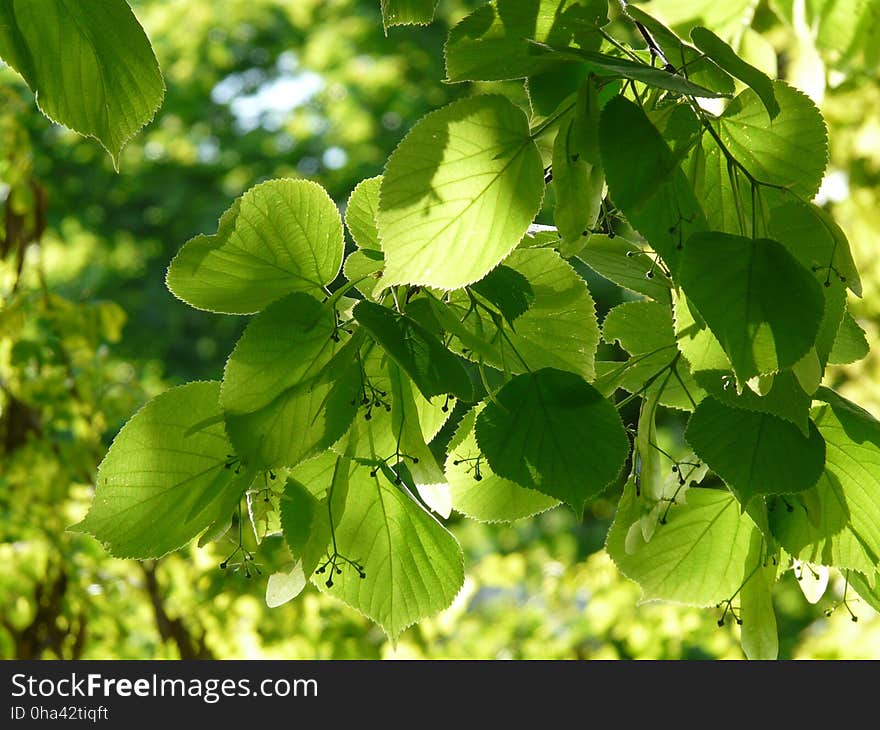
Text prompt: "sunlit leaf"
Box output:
[[72, 382, 250, 558], [607, 480, 757, 605], [378, 95, 543, 290], [345, 176, 382, 250], [0, 0, 164, 167], [221, 295, 359, 469], [445, 248, 599, 379], [381, 0, 438, 29], [445, 0, 607, 81], [167, 180, 344, 314], [691, 26, 779, 118], [769, 389, 880, 575], [317, 465, 463, 641]]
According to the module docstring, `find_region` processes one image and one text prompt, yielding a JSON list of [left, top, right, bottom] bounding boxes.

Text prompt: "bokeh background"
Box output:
[[1, 0, 878, 659]]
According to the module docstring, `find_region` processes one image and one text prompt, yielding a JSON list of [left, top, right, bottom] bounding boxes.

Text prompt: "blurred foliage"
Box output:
[[1, 0, 878, 659]]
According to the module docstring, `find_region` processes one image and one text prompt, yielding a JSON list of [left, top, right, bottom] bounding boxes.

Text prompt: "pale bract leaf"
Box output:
[[739, 534, 779, 660], [0, 0, 164, 168], [167, 179, 344, 314], [793, 560, 830, 604], [266, 563, 307, 608], [387, 363, 451, 517], [377, 95, 544, 290], [553, 79, 604, 252]]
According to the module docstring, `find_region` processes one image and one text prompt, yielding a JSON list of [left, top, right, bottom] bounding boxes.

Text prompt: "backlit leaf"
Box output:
[[378, 96, 543, 290], [0, 0, 164, 167], [72, 382, 250, 558], [167, 180, 344, 314]]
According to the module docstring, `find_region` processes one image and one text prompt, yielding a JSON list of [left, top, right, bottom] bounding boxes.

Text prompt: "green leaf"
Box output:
[[623, 6, 735, 96], [332, 345, 454, 462], [603, 300, 677, 356], [381, 0, 437, 29], [71, 382, 249, 558], [576, 234, 673, 301], [739, 534, 779, 660], [769, 390, 880, 574], [280, 481, 328, 580], [167, 179, 344, 314], [673, 291, 732, 373], [445, 0, 607, 82], [317, 465, 464, 641], [694, 370, 812, 436], [446, 404, 558, 522], [221, 294, 340, 414], [596, 300, 705, 411], [762, 202, 850, 372], [470, 265, 535, 323], [717, 81, 828, 199], [768, 198, 862, 297], [828, 309, 869, 366], [377, 95, 544, 290], [553, 79, 604, 252], [606, 480, 757, 606], [345, 176, 382, 250], [679, 232, 825, 381], [353, 300, 473, 402], [387, 363, 451, 515], [690, 27, 779, 119], [594, 356, 703, 412], [445, 248, 600, 379], [638, 0, 761, 41], [541, 46, 727, 98], [0, 0, 164, 168], [685, 397, 826, 506], [849, 572, 880, 615], [343, 248, 384, 299], [475, 368, 628, 514], [600, 96, 708, 275], [221, 295, 360, 469]]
